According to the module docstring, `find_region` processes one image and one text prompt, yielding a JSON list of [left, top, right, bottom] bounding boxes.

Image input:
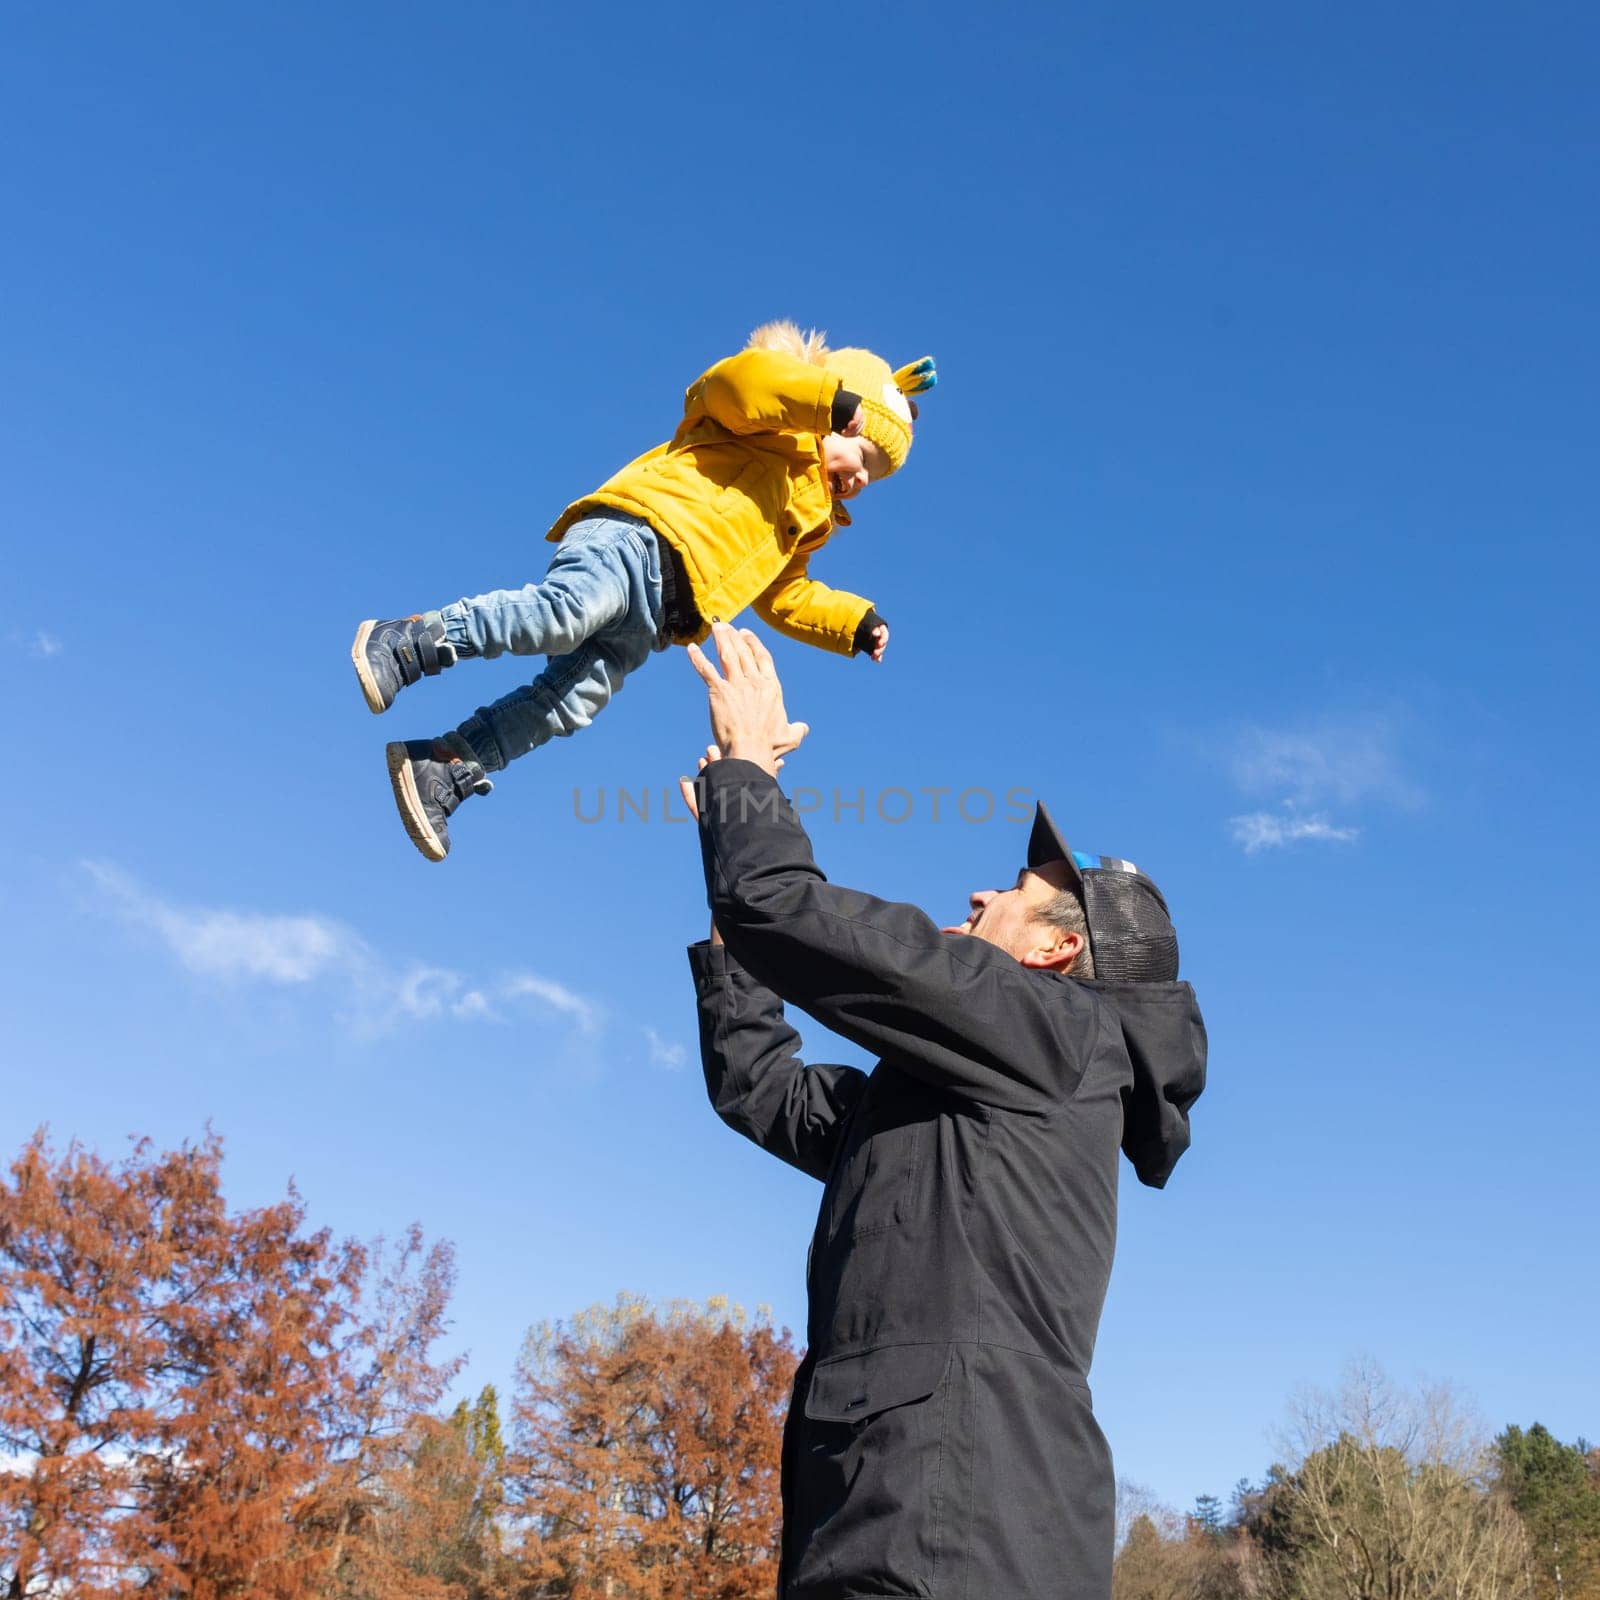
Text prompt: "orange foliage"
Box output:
[[0, 1129, 364, 1598], [1, 1134, 793, 1600], [502, 1296, 796, 1600], [320, 1235, 494, 1600]]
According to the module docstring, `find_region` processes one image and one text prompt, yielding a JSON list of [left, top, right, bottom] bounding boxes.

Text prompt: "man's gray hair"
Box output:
[[1036, 888, 1095, 979]]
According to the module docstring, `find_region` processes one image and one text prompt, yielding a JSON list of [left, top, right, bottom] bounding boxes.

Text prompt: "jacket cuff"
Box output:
[[692, 759, 793, 936], [852, 607, 886, 656], [698, 760, 791, 835], [687, 939, 736, 983]]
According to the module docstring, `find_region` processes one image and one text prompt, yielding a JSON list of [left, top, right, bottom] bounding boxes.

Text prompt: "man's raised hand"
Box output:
[[685, 623, 809, 780]]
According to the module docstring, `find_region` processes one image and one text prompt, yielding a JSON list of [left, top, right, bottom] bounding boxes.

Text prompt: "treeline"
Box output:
[[0, 1132, 789, 1598], [1115, 1373, 1599, 1600], [3, 1132, 1594, 1600]]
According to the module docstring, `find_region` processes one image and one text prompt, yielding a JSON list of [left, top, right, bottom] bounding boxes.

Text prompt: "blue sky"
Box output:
[[3, 1, 1596, 1512]]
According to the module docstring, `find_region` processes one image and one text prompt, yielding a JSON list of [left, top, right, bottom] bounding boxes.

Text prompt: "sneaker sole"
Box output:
[[385, 742, 449, 862], [351, 620, 390, 715]]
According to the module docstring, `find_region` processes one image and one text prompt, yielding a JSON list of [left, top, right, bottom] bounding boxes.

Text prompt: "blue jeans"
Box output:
[[435, 513, 669, 772]]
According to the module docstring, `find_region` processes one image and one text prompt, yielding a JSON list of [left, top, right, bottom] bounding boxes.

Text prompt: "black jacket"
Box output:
[[690, 762, 1207, 1600]]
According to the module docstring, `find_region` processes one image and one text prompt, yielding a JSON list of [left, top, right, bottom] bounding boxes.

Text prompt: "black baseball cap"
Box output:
[[1027, 803, 1180, 982]]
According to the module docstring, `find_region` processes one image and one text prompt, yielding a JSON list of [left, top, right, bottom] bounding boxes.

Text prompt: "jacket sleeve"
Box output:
[[751, 551, 875, 657], [696, 763, 1101, 1112], [687, 349, 838, 439], [689, 939, 868, 1182]]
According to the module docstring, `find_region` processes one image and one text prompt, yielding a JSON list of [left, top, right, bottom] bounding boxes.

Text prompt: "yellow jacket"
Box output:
[[546, 348, 874, 655]]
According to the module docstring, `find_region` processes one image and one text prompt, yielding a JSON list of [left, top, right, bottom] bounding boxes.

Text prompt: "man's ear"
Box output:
[[1020, 930, 1085, 975]]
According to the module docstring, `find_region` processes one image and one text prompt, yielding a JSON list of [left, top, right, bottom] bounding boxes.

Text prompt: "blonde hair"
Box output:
[[745, 320, 831, 365]]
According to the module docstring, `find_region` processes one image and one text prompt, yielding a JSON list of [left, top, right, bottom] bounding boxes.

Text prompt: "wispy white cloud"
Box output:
[[450, 987, 497, 1022], [1228, 716, 1423, 811], [503, 973, 602, 1035], [81, 861, 606, 1039], [84, 862, 353, 982], [1223, 713, 1421, 854], [643, 1026, 687, 1071], [1229, 809, 1360, 854], [394, 965, 500, 1023], [14, 629, 63, 659]]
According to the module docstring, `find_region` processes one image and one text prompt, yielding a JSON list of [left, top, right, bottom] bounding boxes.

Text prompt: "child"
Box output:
[[351, 322, 936, 860]]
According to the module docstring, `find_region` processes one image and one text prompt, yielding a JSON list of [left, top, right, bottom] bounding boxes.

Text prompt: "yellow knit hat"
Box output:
[[823, 348, 939, 478]]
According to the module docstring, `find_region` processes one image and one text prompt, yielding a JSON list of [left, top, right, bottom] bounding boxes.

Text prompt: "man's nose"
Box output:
[[971, 889, 996, 910]]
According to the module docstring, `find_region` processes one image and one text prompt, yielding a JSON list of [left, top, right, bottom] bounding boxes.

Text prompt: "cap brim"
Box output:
[[1028, 803, 1085, 895]]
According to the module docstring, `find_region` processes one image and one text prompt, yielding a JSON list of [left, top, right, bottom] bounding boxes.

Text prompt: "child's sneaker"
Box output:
[[352, 615, 458, 714], [385, 739, 492, 862]]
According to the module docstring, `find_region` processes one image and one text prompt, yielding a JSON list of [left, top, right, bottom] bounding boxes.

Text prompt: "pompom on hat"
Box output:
[[743, 322, 936, 478], [823, 348, 938, 477]]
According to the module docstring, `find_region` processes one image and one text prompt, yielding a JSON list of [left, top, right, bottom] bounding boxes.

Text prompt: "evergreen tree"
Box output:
[[1228, 1478, 1254, 1523], [1497, 1423, 1600, 1600], [448, 1384, 506, 1546]]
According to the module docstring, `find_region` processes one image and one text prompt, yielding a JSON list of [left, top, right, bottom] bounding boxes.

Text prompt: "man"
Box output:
[[683, 623, 1207, 1599]]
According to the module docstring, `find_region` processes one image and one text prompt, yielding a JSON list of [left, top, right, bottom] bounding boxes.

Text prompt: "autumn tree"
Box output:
[[1115, 1511, 1196, 1600], [501, 1294, 796, 1600], [0, 1129, 364, 1599], [1248, 1359, 1531, 1600], [1496, 1423, 1600, 1600], [1112, 1482, 1250, 1600], [319, 1230, 502, 1600], [317, 1403, 502, 1600]]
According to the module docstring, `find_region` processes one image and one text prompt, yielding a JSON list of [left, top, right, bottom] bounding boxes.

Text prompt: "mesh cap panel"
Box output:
[[1083, 870, 1179, 983]]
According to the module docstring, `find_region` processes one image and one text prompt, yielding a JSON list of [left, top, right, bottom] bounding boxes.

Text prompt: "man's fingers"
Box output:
[[686, 641, 723, 687], [708, 620, 737, 665], [712, 620, 756, 680], [741, 629, 778, 678], [700, 620, 800, 779]]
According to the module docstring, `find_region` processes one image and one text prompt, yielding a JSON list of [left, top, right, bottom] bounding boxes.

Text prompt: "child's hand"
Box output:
[[866, 622, 890, 663]]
